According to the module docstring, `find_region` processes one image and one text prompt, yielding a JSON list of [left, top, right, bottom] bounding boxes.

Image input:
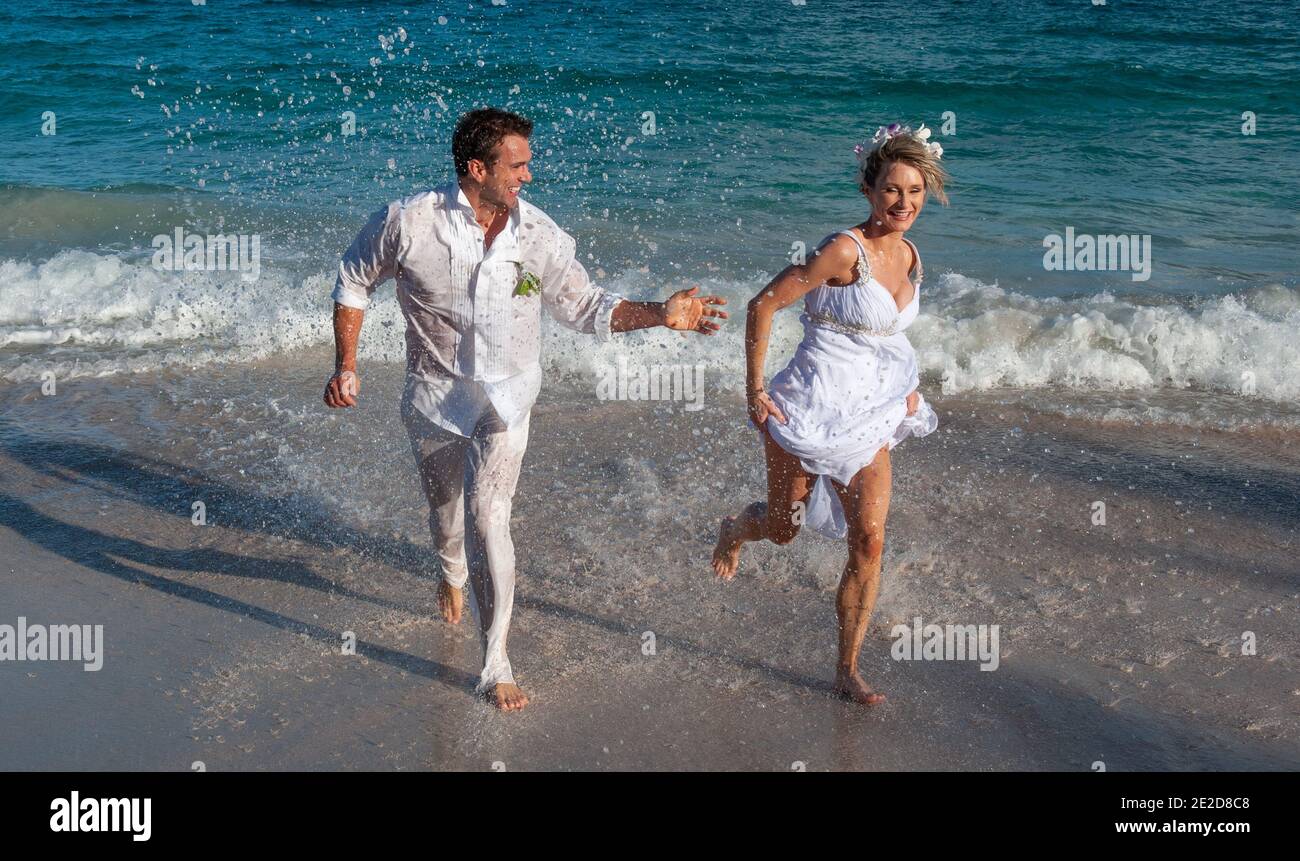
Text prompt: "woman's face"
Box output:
[[865, 160, 927, 232]]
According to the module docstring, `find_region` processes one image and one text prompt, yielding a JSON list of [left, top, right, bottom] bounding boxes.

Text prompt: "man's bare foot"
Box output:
[[487, 682, 529, 712], [833, 668, 886, 706], [438, 580, 463, 624], [711, 516, 743, 580]]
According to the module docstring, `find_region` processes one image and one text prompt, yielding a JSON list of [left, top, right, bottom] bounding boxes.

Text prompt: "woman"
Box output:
[[711, 123, 945, 706]]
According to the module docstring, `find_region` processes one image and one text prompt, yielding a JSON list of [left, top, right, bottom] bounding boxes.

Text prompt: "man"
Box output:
[[324, 107, 726, 711]]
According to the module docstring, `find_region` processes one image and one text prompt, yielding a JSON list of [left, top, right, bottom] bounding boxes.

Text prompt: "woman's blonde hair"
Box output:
[[857, 133, 949, 205]]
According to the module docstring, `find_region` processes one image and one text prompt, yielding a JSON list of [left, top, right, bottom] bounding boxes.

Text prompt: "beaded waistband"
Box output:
[[805, 309, 899, 338]]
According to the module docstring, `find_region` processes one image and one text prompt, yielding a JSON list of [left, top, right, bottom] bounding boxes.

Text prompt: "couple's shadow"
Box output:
[[0, 422, 828, 697], [0, 428, 475, 688]]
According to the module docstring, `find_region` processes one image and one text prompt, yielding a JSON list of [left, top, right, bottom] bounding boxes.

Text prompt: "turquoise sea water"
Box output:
[[0, 0, 1297, 406]]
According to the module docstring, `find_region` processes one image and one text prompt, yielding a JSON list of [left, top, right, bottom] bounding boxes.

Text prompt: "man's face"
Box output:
[[478, 134, 532, 209]]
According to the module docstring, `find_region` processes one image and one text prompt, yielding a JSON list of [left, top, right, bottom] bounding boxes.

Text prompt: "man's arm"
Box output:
[[324, 202, 400, 409], [538, 227, 726, 338], [324, 303, 364, 408], [610, 287, 727, 335], [610, 300, 665, 332]]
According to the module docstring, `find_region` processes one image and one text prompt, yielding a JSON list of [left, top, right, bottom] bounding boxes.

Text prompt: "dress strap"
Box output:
[[836, 230, 871, 282], [902, 237, 924, 285]]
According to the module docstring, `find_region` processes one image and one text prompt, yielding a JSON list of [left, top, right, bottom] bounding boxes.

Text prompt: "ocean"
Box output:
[[1, 0, 1298, 414]]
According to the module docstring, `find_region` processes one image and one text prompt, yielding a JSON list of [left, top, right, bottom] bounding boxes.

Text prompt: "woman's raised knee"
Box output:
[[846, 528, 884, 562]]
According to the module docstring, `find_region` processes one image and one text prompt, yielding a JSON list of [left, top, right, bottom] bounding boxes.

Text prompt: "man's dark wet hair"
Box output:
[[452, 108, 533, 176]]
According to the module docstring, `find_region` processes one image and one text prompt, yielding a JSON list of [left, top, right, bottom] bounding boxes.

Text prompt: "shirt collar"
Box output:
[[444, 180, 521, 255], [445, 178, 521, 220], [449, 180, 476, 215]]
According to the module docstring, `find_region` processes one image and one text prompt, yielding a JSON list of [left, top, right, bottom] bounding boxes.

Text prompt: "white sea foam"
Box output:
[[912, 273, 1300, 403], [2, 250, 1297, 416], [0, 250, 403, 379]]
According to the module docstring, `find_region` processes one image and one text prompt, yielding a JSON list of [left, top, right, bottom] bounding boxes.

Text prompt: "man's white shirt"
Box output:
[[332, 180, 624, 436]]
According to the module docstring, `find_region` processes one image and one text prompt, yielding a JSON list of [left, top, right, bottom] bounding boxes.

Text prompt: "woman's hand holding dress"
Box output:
[[748, 390, 787, 428]]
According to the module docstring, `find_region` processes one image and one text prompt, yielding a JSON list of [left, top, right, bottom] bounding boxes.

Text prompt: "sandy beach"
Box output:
[[2, 355, 1296, 771]]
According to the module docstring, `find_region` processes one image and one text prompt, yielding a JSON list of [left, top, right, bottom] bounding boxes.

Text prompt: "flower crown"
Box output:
[[853, 122, 943, 165]]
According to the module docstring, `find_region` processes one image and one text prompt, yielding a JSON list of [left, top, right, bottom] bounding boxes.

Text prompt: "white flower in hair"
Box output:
[[854, 122, 944, 163]]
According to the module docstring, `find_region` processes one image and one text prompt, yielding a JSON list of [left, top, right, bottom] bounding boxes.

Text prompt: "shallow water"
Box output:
[[2, 362, 1297, 769]]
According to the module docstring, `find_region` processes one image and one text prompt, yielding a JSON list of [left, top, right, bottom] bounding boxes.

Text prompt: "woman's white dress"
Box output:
[[766, 230, 938, 540]]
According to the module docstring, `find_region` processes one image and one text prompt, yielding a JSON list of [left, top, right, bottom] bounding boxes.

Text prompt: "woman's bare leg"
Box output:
[[712, 425, 814, 579], [830, 447, 892, 705]]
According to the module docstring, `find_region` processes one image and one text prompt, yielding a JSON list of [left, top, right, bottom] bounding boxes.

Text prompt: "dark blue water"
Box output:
[[2, 0, 1295, 288]]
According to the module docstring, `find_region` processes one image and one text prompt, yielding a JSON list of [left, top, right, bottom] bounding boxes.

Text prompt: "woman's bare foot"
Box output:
[[711, 516, 743, 580], [487, 682, 530, 712], [833, 667, 886, 706], [438, 580, 463, 624]]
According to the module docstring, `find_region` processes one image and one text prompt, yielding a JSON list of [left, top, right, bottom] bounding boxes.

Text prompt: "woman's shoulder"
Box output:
[[814, 230, 863, 265], [805, 232, 864, 286]]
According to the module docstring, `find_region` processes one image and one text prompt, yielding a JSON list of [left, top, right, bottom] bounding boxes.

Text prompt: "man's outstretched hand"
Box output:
[[324, 369, 360, 408], [663, 286, 728, 335]]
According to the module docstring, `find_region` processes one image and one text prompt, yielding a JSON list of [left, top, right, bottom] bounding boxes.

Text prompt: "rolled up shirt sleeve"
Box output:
[[332, 202, 401, 309], [539, 226, 624, 343]]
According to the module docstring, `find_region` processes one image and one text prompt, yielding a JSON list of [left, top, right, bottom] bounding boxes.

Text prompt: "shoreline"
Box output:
[[1, 361, 1297, 770]]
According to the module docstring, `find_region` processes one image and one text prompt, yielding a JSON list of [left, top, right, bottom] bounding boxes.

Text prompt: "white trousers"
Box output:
[[402, 394, 530, 693]]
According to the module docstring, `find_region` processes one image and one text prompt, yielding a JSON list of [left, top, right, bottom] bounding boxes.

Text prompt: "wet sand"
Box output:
[[1, 357, 1297, 770]]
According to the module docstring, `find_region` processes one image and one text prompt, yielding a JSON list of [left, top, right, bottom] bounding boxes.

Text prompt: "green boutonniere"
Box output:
[[514, 269, 542, 298]]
